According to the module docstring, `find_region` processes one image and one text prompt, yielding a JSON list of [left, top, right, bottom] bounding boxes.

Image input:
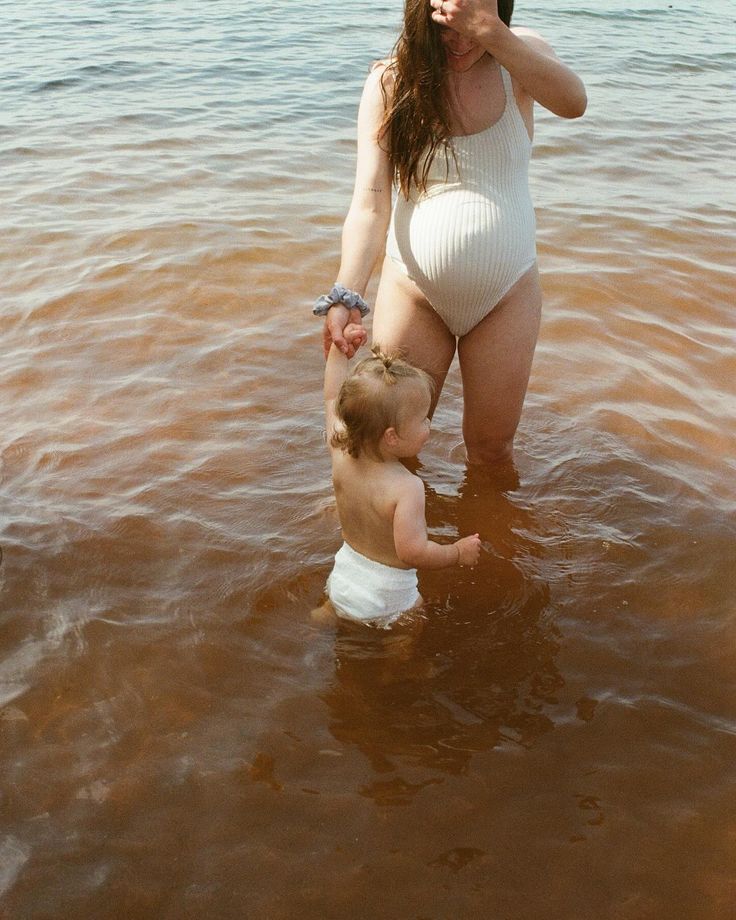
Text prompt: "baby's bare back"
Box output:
[[331, 451, 414, 569]]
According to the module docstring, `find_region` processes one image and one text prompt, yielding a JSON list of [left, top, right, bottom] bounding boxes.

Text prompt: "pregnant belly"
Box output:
[[393, 188, 534, 286]]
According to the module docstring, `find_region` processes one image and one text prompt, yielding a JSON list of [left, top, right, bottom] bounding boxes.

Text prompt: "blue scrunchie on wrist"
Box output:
[[312, 283, 370, 317]]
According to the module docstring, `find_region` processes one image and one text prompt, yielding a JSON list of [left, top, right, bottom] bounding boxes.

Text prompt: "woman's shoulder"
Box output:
[[511, 25, 555, 55], [369, 57, 395, 75], [361, 57, 396, 105], [365, 57, 396, 90], [511, 25, 544, 39]]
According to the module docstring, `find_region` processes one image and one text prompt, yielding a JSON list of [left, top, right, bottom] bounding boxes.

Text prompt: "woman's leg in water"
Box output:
[[457, 264, 542, 465], [371, 258, 456, 416]]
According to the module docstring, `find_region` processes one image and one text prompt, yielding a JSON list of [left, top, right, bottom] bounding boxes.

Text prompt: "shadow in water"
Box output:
[[321, 463, 563, 805]]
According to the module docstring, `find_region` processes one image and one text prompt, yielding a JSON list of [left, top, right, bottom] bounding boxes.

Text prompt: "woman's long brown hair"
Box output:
[[380, 0, 514, 198]]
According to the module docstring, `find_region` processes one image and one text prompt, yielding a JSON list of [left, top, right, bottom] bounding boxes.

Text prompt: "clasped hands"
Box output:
[[322, 305, 368, 359]]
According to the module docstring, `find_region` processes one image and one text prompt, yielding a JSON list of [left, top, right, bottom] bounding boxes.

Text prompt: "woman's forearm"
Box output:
[[335, 204, 391, 296], [481, 23, 587, 118]]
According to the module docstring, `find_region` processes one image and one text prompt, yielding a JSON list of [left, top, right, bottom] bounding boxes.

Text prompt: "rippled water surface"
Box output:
[[1, 0, 735, 917]]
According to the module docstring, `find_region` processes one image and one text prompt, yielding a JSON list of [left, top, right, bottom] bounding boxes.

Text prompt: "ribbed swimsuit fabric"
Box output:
[[385, 65, 536, 337]]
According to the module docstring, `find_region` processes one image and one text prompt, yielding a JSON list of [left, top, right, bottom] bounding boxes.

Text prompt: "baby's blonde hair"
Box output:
[[331, 345, 434, 460]]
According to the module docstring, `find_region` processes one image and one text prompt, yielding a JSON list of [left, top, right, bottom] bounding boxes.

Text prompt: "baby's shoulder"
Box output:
[[386, 464, 424, 502], [329, 443, 353, 478]]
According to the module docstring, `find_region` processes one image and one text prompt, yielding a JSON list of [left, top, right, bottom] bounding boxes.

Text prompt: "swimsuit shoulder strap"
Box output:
[[499, 65, 515, 104], [498, 64, 529, 137]]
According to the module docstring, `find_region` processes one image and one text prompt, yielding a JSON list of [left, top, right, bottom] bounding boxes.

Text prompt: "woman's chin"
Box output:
[[445, 49, 485, 72]]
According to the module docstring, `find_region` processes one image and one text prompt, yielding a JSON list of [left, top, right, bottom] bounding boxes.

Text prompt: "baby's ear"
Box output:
[[382, 427, 399, 448]]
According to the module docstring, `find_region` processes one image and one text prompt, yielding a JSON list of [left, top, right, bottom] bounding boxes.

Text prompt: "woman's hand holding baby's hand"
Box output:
[[323, 306, 366, 359], [343, 323, 368, 352], [455, 533, 481, 567]]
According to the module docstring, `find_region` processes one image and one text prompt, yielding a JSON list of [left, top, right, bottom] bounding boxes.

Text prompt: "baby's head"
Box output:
[[332, 345, 434, 461]]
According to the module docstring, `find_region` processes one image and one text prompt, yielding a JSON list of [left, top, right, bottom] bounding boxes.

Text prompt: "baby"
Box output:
[[319, 332, 481, 628]]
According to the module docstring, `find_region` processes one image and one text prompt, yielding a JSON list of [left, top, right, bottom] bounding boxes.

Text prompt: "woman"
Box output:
[[314, 0, 586, 465]]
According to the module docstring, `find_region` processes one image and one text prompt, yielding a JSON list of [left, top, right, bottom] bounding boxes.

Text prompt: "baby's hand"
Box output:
[[343, 323, 368, 352], [455, 533, 481, 567]]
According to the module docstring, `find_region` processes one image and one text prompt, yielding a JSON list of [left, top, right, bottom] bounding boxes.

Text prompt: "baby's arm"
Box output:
[[393, 476, 481, 569], [324, 325, 367, 429], [324, 345, 348, 407]]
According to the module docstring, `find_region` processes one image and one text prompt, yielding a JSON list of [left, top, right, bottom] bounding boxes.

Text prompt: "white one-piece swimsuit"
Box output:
[[385, 65, 536, 337]]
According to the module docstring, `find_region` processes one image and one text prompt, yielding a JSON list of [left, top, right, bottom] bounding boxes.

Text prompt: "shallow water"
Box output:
[[1, 0, 735, 917]]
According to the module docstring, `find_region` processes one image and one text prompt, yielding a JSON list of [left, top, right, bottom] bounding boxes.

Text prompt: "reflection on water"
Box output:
[[1, 0, 736, 915], [323, 474, 564, 804], [325, 477, 560, 801]]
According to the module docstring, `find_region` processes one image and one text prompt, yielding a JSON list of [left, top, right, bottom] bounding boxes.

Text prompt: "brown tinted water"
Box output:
[[1, 1, 735, 917]]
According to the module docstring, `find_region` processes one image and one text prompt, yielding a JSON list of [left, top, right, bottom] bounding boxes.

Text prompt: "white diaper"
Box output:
[[327, 542, 420, 628]]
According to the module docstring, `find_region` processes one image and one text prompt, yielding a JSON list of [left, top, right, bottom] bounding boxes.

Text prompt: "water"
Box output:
[[1, 0, 735, 916]]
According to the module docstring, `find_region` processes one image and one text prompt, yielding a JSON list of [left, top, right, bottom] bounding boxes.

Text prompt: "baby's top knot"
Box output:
[[370, 345, 395, 370]]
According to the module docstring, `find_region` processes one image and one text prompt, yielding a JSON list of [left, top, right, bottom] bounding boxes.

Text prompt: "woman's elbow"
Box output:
[[367, 199, 393, 222], [345, 202, 391, 231], [571, 89, 588, 118], [563, 83, 587, 119]]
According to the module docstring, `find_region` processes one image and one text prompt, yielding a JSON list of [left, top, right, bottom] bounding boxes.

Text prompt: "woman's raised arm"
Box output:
[[431, 0, 587, 119]]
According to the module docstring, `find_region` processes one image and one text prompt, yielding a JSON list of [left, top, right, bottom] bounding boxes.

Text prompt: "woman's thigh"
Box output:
[[457, 264, 542, 464], [372, 257, 456, 414]]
